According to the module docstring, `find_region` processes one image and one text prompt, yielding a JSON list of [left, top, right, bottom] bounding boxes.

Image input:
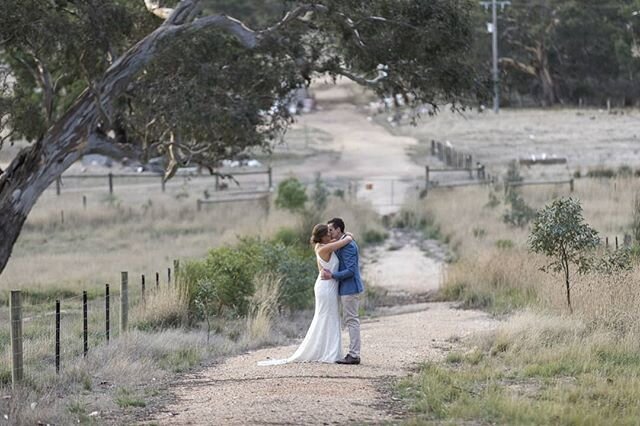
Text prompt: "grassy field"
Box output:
[[375, 107, 640, 178], [0, 169, 386, 424], [397, 173, 640, 425]]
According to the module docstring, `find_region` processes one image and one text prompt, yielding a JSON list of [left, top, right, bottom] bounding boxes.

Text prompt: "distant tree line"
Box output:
[[471, 0, 640, 107]]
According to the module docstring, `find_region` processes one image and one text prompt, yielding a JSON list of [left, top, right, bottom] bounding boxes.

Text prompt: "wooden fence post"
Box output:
[[108, 173, 114, 194], [56, 177, 62, 196], [141, 274, 146, 305], [167, 267, 171, 286], [120, 272, 128, 333], [10, 290, 23, 387], [268, 167, 273, 190], [569, 179, 574, 192], [425, 166, 430, 190], [82, 195, 87, 209], [155, 272, 159, 290], [430, 140, 436, 156], [173, 260, 180, 287]]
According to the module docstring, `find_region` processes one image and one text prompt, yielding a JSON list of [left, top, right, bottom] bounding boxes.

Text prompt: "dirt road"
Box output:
[[146, 81, 498, 425], [149, 243, 497, 425], [274, 81, 426, 215]]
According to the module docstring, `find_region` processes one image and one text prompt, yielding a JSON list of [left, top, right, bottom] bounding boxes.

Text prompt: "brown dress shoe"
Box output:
[[336, 354, 361, 365]]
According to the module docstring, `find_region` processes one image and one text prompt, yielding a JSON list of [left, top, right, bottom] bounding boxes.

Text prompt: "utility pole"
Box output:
[[480, 0, 510, 113]]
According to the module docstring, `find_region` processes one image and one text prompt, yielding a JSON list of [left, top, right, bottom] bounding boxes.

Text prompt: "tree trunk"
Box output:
[[0, 91, 96, 273], [563, 259, 572, 314], [535, 42, 556, 107], [539, 65, 556, 107], [0, 6, 260, 275]]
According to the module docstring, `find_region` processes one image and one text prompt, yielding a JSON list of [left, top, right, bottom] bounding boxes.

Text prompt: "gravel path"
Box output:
[[145, 81, 499, 425], [148, 240, 498, 425]]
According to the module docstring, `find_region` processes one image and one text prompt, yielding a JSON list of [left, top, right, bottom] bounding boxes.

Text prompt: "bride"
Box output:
[[258, 224, 353, 365]]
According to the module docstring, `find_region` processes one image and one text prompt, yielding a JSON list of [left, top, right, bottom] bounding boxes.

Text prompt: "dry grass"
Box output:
[[416, 177, 638, 315], [245, 274, 282, 344], [399, 310, 640, 425], [396, 176, 640, 424], [381, 106, 640, 172], [0, 176, 384, 424]]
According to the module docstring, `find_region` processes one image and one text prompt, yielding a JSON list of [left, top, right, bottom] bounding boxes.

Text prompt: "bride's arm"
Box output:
[[317, 235, 352, 258]]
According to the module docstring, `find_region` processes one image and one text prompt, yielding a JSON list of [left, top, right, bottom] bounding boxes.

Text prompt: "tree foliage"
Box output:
[[275, 177, 308, 213], [529, 197, 600, 313], [0, 0, 479, 275], [494, 0, 640, 106]]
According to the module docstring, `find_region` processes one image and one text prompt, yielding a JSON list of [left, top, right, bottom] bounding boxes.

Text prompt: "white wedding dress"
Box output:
[[258, 251, 342, 365]]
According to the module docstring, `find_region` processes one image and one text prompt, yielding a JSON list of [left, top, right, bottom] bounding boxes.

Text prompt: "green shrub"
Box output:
[[362, 228, 388, 245], [272, 227, 303, 247], [182, 247, 257, 322], [311, 173, 329, 211], [503, 189, 536, 228], [181, 238, 317, 320], [275, 177, 308, 212], [237, 238, 316, 311]]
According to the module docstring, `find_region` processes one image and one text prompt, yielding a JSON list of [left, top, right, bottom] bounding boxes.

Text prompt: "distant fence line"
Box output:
[[505, 178, 574, 193], [5, 260, 180, 389], [53, 167, 273, 196], [427, 139, 580, 195]]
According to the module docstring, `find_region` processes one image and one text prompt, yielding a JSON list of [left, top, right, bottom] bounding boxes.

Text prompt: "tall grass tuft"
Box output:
[[246, 274, 282, 344], [132, 283, 189, 330]]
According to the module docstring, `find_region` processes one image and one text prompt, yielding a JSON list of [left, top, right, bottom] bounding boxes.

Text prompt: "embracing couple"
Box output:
[[259, 218, 364, 366]]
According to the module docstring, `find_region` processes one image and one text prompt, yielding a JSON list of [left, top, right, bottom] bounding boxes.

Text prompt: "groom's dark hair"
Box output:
[[328, 217, 345, 233]]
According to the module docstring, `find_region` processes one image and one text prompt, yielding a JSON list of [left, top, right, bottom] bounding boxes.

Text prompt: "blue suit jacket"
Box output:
[[333, 240, 364, 296]]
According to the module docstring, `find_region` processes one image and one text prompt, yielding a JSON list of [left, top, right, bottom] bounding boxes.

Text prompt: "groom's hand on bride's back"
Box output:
[[321, 268, 332, 280]]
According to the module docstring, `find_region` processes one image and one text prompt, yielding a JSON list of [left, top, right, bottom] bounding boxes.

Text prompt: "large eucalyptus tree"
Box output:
[[0, 0, 476, 274]]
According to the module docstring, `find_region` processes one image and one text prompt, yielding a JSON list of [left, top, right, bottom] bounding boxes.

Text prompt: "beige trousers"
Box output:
[[341, 294, 361, 358]]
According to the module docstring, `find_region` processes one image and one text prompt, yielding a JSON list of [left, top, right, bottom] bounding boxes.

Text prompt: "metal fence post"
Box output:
[[10, 290, 23, 387], [105, 284, 110, 343], [83, 291, 88, 357], [55, 300, 60, 373]]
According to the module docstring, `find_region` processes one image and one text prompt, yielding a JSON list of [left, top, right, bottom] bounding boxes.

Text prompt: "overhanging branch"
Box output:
[[87, 131, 144, 160], [333, 65, 389, 87]]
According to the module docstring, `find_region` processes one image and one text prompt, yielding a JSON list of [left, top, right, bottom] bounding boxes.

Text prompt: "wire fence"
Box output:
[[51, 168, 273, 196], [1, 263, 179, 388]]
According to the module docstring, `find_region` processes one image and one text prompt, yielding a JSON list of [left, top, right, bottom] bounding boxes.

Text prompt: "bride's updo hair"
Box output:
[[310, 224, 329, 244]]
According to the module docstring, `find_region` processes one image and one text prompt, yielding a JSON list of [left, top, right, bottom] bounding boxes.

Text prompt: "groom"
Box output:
[[322, 218, 364, 365]]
